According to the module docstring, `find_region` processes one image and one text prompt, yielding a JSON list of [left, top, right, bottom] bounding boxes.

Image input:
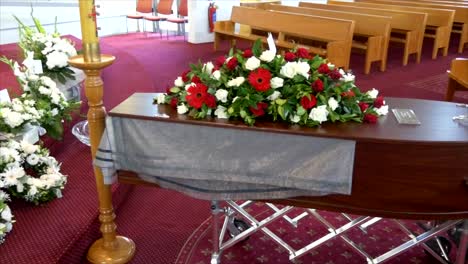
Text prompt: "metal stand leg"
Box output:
[[211, 201, 222, 264], [456, 220, 468, 264]]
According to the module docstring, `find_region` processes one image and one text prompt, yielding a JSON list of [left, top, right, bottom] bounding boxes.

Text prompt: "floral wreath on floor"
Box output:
[[0, 139, 66, 206], [155, 40, 388, 126]]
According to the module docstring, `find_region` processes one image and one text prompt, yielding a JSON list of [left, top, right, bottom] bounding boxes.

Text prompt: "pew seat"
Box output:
[[214, 6, 355, 70]]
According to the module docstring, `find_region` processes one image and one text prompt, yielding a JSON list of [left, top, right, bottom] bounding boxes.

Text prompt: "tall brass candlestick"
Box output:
[[68, 1, 135, 263]]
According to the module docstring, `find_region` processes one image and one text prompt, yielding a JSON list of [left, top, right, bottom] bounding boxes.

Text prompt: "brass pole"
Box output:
[[68, 0, 135, 263]]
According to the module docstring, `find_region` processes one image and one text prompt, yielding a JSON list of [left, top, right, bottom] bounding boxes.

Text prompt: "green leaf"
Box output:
[[252, 39, 263, 57], [275, 98, 287, 105], [278, 105, 285, 120]]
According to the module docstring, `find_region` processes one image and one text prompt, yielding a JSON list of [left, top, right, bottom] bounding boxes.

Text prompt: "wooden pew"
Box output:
[[404, 0, 468, 5], [329, 0, 455, 59], [345, 0, 468, 53], [264, 4, 391, 74], [214, 6, 355, 69], [299, 2, 427, 66], [445, 57, 468, 101]]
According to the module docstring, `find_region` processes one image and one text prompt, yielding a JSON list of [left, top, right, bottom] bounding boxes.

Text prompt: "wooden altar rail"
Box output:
[[328, 0, 455, 60], [343, 0, 468, 53], [264, 4, 391, 74], [299, 2, 427, 66], [214, 6, 355, 70]]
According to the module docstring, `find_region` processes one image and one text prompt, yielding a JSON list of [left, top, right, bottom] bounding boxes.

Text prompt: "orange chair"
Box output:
[[166, 0, 188, 40], [445, 58, 468, 101], [144, 0, 174, 38], [126, 0, 154, 33]]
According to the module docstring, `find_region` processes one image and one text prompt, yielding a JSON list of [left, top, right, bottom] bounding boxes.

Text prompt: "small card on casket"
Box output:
[[392, 109, 421, 125]]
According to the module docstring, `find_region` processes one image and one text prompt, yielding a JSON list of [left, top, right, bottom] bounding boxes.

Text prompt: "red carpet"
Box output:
[[0, 32, 466, 264]]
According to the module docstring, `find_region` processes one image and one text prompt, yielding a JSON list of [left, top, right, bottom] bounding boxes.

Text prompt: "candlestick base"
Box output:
[[87, 236, 136, 264]]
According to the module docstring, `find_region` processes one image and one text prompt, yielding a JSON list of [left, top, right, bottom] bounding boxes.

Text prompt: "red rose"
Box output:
[[170, 97, 178, 108], [243, 49, 253, 58], [205, 94, 217, 108], [317, 63, 330, 74], [341, 90, 355, 98], [248, 68, 272, 92], [312, 79, 324, 93], [249, 102, 268, 117], [191, 75, 201, 83], [181, 70, 190, 82], [185, 83, 208, 109], [358, 102, 369, 112], [328, 69, 342, 80], [373, 96, 385, 108], [226, 57, 238, 71], [215, 56, 226, 67], [284, 52, 296, 62], [300, 95, 317, 109], [364, 113, 378, 123], [295, 48, 310, 59]]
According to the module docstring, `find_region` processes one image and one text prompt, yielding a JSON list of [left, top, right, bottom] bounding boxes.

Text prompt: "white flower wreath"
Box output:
[[0, 190, 14, 244], [0, 139, 67, 205]]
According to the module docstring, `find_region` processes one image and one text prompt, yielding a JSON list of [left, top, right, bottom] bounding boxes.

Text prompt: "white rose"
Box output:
[[20, 141, 39, 154], [367, 88, 379, 99], [259, 50, 275, 62], [267, 91, 281, 101], [156, 93, 166, 104], [234, 77, 245, 87], [1, 206, 12, 221], [177, 104, 188, 114], [214, 105, 228, 119], [245, 57, 261, 71], [270, 77, 284, 89], [328, 97, 339, 111], [212, 70, 221, 80], [294, 61, 310, 79], [203, 62, 214, 74], [174, 77, 184, 87], [280, 62, 297, 78], [339, 69, 355, 82], [215, 89, 228, 103], [309, 105, 329, 124], [290, 115, 301, 123], [26, 154, 40, 166], [376, 105, 389, 116]]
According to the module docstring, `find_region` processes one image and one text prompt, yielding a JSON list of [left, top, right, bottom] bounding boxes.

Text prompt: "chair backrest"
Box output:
[[136, 0, 153, 13], [157, 0, 175, 15], [178, 0, 188, 17]]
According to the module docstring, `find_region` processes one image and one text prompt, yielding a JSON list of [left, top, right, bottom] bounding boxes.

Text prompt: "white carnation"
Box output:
[[339, 69, 355, 82], [259, 50, 275, 62], [46, 50, 69, 69], [26, 154, 40, 166], [20, 141, 39, 154], [328, 97, 339, 111], [177, 104, 188, 114], [267, 91, 281, 101], [245, 57, 261, 71], [309, 105, 329, 124], [4, 111, 24, 128], [174, 77, 184, 87], [214, 105, 228, 119], [367, 88, 379, 99], [38, 86, 51, 95], [215, 89, 228, 103], [270, 77, 284, 89]]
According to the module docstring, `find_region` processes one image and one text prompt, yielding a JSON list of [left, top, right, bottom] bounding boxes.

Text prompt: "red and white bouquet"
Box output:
[[155, 41, 388, 126]]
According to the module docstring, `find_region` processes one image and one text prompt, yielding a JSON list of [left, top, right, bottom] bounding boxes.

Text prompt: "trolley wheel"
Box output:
[[424, 236, 452, 261], [228, 219, 250, 241]]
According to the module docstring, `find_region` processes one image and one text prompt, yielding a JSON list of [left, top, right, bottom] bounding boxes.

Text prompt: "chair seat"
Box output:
[[167, 18, 188, 23], [127, 14, 144, 19], [144, 16, 167, 21]]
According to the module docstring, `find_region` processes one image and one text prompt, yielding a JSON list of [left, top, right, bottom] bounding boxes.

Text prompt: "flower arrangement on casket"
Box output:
[[14, 13, 78, 84], [0, 57, 80, 140], [155, 41, 388, 126], [0, 139, 66, 205]]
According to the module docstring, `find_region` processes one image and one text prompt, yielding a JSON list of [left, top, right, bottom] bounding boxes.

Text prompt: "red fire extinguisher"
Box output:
[[208, 2, 217, 33]]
